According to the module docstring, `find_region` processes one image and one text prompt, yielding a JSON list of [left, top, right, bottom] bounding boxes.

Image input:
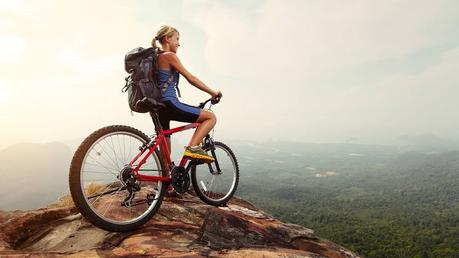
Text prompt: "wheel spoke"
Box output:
[[85, 156, 118, 176], [122, 135, 126, 163], [89, 181, 119, 205], [98, 140, 121, 170], [107, 137, 122, 170], [116, 135, 124, 164], [101, 186, 124, 217], [208, 175, 216, 194], [88, 186, 126, 199], [82, 170, 116, 175], [128, 137, 133, 164]]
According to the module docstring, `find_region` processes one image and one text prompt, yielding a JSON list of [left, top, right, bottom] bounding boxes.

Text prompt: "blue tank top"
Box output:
[[157, 69, 180, 101]]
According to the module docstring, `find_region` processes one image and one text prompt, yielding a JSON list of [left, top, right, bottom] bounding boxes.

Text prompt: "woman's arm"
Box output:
[[165, 53, 220, 99]]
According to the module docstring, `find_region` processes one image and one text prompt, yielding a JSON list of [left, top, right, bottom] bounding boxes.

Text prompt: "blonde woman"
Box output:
[[152, 25, 222, 163]]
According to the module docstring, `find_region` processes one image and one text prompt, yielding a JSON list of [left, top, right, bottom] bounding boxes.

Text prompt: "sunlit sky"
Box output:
[[1, 0, 459, 149]]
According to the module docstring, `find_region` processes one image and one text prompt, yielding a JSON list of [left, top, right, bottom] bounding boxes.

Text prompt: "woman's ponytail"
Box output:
[[151, 36, 158, 48]]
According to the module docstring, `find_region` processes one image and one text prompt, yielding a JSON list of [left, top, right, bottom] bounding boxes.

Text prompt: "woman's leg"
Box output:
[[154, 110, 172, 156], [189, 110, 216, 146]]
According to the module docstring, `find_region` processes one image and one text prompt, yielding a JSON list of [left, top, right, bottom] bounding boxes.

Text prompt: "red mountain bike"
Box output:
[[69, 99, 239, 232]]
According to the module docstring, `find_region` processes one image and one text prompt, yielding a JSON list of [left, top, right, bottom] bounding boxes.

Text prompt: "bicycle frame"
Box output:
[[128, 118, 201, 184]]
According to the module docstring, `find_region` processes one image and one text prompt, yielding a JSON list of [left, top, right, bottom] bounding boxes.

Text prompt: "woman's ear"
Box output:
[[164, 35, 171, 44]]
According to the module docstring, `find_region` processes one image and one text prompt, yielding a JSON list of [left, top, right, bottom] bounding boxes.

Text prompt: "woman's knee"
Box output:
[[209, 111, 217, 123], [198, 110, 217, 123], [208, 111, 217, 125]]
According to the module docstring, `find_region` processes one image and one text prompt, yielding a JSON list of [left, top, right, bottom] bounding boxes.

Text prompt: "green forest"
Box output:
[[235, 141, 459, 258]]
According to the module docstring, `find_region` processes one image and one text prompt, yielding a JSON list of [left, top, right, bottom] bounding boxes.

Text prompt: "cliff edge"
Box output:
[[0, 193, 360, 257]]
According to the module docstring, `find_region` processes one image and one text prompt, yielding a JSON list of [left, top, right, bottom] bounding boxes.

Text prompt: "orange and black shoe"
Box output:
[[183, 146, 214, 163]]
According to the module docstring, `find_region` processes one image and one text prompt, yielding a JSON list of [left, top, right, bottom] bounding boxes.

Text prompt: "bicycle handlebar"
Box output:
[[198, 99, 212, 109], [199, 97, 221, 109]]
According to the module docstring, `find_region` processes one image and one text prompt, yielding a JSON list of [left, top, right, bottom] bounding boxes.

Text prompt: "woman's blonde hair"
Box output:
[[152, 25, 179, 48]]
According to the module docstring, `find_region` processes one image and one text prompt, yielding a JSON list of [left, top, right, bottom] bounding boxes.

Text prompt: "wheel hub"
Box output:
[[119, 166, 133, 185]]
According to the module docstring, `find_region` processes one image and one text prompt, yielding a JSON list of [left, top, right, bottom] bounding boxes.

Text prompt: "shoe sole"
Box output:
[[184, 151, 214, 163]]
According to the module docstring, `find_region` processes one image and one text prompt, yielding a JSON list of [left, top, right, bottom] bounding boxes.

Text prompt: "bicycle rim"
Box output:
[[79, 131, 163, 225], [193, 142, 238, 203]]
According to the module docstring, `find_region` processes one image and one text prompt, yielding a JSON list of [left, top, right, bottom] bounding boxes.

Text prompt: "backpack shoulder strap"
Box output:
[[156, 51, 181, 98], [161, 71, 175, 93], [175, 74, 181, 98]]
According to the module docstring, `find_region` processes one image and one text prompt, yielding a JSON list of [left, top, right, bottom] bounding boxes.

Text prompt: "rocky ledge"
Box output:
[[0, 193, 360, 257]]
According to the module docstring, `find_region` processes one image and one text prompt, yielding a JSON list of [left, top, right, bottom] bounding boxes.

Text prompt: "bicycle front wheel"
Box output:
[[191, 141, 239, 206], [69, 125, 167, 232]]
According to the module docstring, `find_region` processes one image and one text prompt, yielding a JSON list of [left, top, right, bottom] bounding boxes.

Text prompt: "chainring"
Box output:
[[171, 166, 190, 194]]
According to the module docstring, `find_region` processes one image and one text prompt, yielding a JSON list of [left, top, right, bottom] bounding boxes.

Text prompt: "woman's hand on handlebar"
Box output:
[[211, 90, 223, 104], [198, 90, 222, 108]]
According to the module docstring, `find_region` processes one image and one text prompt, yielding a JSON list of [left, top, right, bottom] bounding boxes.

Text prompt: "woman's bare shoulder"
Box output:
[[160, 51, 177, 58]]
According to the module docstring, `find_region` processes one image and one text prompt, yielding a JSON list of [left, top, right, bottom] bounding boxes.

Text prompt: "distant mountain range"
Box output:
[[1, 136, 458, 211], [0, 142, 72, 210]]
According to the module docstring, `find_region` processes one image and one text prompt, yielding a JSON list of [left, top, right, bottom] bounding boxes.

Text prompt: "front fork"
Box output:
[[201, 135, 222, 175]]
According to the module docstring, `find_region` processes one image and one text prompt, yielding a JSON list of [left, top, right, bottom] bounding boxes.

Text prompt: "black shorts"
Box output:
[[151, 99, 201, 132]]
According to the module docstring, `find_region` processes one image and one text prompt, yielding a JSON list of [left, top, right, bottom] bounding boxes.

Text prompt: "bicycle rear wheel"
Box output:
[[191, 141, 239, 206], [69, 125, 167, 232]]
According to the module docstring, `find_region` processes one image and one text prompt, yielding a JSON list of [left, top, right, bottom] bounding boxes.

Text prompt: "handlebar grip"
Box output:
[[211, 92, 222, 104]]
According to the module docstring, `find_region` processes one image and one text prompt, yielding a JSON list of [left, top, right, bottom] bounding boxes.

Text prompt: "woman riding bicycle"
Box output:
[[68, 25, 238, 232], [152, 25, 222, 163]]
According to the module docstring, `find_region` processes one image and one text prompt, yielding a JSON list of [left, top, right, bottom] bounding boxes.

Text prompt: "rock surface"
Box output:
[[0, 193, 360, 257]]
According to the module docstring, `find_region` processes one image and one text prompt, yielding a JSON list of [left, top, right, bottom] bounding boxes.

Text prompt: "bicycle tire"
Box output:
[[191, 141, 239, 206], [69, 125, 167, 232]]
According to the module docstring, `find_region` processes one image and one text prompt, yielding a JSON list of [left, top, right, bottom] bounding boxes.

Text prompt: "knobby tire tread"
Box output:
[[69, 125, 166, 232]]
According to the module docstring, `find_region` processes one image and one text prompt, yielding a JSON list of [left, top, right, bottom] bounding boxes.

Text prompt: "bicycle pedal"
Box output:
[[191, 160, 205, 165], [147, 194, 158, 204]]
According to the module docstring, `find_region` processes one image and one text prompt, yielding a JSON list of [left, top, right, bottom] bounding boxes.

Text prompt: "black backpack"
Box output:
[[121, 47, 174, 113]]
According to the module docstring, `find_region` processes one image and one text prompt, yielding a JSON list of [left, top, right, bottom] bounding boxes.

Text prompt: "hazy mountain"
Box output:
[[398, 133, 459, 153], [0, 142, 72, 210], [0, 135, 193, 211]]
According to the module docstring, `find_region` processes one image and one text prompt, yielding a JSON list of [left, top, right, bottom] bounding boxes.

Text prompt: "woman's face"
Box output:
[[167, 32, 180, 53]]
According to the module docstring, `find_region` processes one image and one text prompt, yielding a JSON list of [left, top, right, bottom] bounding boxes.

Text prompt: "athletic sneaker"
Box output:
[[183, 146, 215, 163]]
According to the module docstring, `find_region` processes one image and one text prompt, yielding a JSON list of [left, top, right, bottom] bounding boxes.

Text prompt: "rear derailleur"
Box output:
[[119, 166, 141, 207]]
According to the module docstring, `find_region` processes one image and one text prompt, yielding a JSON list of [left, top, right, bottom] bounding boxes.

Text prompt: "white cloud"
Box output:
[[0, 34, 26, 63], [0, 0, 26, 16], [180, 1, 459, 143], [57, 49, 121, 79], [1, 0, 459, 147], [189, 0, 459, 84], [0, 83, 10, 105]]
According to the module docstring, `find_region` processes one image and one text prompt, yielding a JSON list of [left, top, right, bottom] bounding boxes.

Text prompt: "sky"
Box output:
[[1, 0, 459, 149]]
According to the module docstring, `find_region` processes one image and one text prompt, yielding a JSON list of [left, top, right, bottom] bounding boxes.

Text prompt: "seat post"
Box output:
[[149, 112, 162, 135]]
